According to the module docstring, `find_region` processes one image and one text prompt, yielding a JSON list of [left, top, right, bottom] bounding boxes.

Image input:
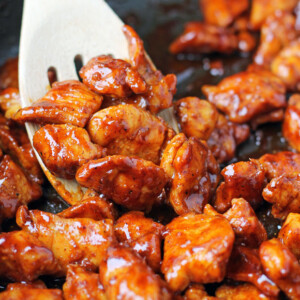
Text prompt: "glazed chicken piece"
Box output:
[[76, 155, 168, 212], [227, 246, 279, 297], [0, 87, 21, 118], [260, 239, 300, 300], [0, 57, 18, 90], [202, 68, 286, 123], [63, 265, 106, 300], [162, 213, 234, 291], [169, 22, 238, 54], [80, 55, 147, 98], [184, 284, 217, 300], [250, 0, 298, 30], [13, 80, 102, 127], [160, 133, 220, 215], [283, 95, 300, 152], [16, 205, 116, 273], [271, 39, 300, 91], [259, 151, 300, 180], [204, 198, 267, 248], [200, 0, 249, 27], [262, 173, 300, 219], [215, 284, 277, 300], [250, 109, 284, 130], [0, 230, 58, 281], [33, 124, 104, 179], [278, 213, 300, 260], [123, 25, 177, 114], [99, 245, 172, 300], [114, 211, 164, 271], [0, 155, 41, 221], [88, 104, 174, 164], [214, 159, 266, 213]]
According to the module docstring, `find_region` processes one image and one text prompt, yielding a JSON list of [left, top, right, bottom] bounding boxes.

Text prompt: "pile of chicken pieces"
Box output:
[[0, 0, 300, 297]]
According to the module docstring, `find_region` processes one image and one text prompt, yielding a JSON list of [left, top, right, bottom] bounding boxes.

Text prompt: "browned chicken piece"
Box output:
[[283, 94, 300, 152], [254, 11, 298, 67], [184, 284, 217, 300], [278, 213, 300, 260], [250, 0, 298, 30], [271, 39, 300, 91], [214, 159, 266, 213], [169, 22, 238, 54], [13, 80, 102, 127], [0, 87, 21, 118], [200, 0, 248, 27], [76, 155, 168, 212], [160, 134, 220, 215], [88, 104, 174, 164], [205, 198, 267, 248], [123, 25, 177, 114], [99, 245, 172, 300], [16, 205, 116, 273], [215, 284, 277, 300], [162, 213, 234, 291], [0, 57, 18, 90], [0, 230, 58, 281], [251, 109, 284, 130], [63, 265, 106, 300], [233, 15, 250, 32], [227, 246, 280, 297], [202, 68, 286, 123], [237, 31, 257, 53], [259, 151, 300, 180], [114, 211, 164, 272], [33, 124, 104, 179], [6, 281, 47, 290], [260, 238, 300, 300], [263, 173, 300, 219], [0, 155, 41, 220]]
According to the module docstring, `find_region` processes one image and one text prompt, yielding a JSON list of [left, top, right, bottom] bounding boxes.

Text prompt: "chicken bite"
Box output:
[[184, 284, 217, 300], [162, 213, 234, 291], [260, 238, 300, 300], [99, 245, 172, 299], [63, 265, 106, 300], [0, 87, 21, 119], [202, 68, 286, 123], [13, 80, 102, 127], [160, 133, 220, 215], [214, 159, 266, 213], [76, 155, 168, 212], [114, 211, 164, 271], [33, 124, 104, 179], [16, 205, 116, 273], [88, 104, 174, 164], [0, 57, 18, 90]]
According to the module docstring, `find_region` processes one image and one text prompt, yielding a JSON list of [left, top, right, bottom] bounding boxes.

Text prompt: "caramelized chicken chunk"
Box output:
[[33, 124, 104, 179], [278, 213, 300, 260], [237, 31, 257, 53], [227, 246, 279, 297], [123, 25, 177, 114], [13, 80, 102, 127], [76, 155, 168, 212], [214, 160, 266, 213], [283, 95, 300, 152], [16, 206, 116, 273], [260, 239, 300, 300], [200, 0, 248, 27], [259, 151, 300, 180], [0, 155, 41, 220], [88, 104, 174, 164], [99, 245, 172, 299], [63, 265, 106, 300], [271, 39, 300, 91], [0, 230, 58, 281], [215, 284, 276, 300], [169, 22, 238, 54], [250, 0, 298, 30], [162, 213, 234, 291], [263, 174, 300, 219], [160, 134, 220, 215], [202, 68, 286, 123], [184, 284, 217, 300], [0, 57, 18, 90], [254, 11, 298, 67], [0, 87, 21, 118], [251, 109, 284, 130], [114, 211, 164, 271]]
